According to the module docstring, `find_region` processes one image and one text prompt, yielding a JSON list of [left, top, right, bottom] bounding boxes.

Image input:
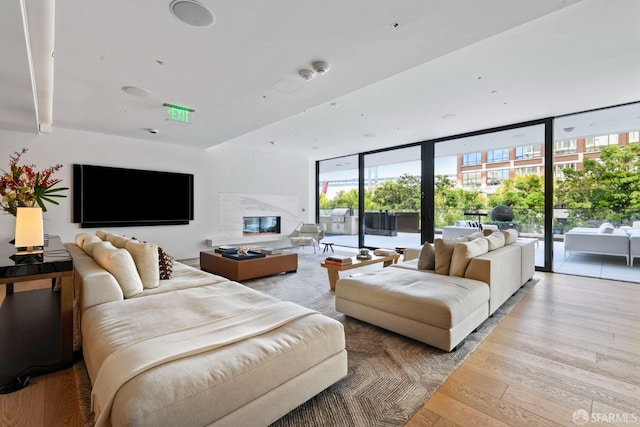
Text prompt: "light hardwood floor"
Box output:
[[1, 273, 639, 426], [407, 272, 640, 427]]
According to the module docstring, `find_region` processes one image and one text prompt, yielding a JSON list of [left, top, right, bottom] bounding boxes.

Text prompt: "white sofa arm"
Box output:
[[403, 246, 423, 262], [65, 243, 125, 313]]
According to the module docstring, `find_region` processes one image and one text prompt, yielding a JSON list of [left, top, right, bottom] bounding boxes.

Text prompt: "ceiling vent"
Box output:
[[170, 0, 215, 27]]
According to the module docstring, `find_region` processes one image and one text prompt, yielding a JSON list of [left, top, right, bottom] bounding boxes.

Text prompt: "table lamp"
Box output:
[[14, 207, 44, 254]]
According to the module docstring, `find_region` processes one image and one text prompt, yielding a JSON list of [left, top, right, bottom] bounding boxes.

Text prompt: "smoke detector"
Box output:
[[312, 61, 330, 75], [299, 69, 316, 81]]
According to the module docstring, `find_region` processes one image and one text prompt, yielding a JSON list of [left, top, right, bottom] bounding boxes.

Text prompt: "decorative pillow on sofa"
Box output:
[[158, 247, 174, 280], [501, 229, 518, 245], [450, 238, 489, 277], [598, 222, 614, 234], [92, 242, 144, 298], [484, 231, 506, 251], [125, 240, 160, 289], [75, 232, 92, 248], [82, 235, 104, 257], [467, 231, 484, 240], [95, 230, 108, 241], [434, 239, 459, 275], [417, 242, 435, 270]]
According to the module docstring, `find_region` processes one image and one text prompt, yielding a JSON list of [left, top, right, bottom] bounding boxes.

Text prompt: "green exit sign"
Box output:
[[163, 103, 194, 124]]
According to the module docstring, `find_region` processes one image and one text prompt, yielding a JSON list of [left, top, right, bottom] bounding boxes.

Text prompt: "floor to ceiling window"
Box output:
[[433, 123, 548, 269], [553, 102, 640, 282], [363, 146, 422, 249], [316, 101, 640, 278], [318, 155, 359, 248]]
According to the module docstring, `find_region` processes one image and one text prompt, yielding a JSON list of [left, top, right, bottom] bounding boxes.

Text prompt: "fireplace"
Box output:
[[243, 216, 281, 235]]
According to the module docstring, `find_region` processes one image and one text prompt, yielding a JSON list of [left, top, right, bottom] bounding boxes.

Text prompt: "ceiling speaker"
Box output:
[[170, 0, 215, 27]]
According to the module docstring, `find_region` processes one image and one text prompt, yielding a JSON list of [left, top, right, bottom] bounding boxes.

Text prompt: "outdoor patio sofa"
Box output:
[[564, 223, 632, 265], [67, 231, 347, 427]]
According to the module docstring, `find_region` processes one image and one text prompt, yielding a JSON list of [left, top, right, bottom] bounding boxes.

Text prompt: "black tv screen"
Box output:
[[73, 164, 194, 228]]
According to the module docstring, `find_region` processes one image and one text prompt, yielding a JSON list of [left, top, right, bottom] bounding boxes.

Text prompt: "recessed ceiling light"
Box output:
[[563, 127, 575, 132], [170, 0, 215, 27], [363, 133, 376, 138], [442, 113, 456, 120], [312, 146, 320, 150], [122, 86, 153, 97]]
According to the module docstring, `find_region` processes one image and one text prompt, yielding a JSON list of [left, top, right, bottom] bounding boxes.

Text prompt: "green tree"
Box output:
[[559, 144, 640, 224], [369, 173, 421, 211], [434, 175, 487, 228]]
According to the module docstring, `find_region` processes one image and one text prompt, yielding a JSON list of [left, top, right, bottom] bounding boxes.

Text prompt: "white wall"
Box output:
[[0, 127, 313, 258]]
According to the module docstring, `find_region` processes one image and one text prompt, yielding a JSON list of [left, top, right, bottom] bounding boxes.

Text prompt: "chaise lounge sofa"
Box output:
[[335, 230, 535, 351], [67, 231, 347, 427]]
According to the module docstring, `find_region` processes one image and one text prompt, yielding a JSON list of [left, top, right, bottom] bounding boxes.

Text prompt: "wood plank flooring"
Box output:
[[1, 272, 639, 426], [407, 272, 640, 427]]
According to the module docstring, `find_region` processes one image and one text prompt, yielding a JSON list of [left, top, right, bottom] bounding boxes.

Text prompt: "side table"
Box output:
[[0, 235, 74, 394]]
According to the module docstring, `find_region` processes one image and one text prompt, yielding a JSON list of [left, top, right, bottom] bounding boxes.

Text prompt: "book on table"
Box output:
[[250, 247, 282, 255], [324, 256, 353, 265], [215, 246, 237, 254]]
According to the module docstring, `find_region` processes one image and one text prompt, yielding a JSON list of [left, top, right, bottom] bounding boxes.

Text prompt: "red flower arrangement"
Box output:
[[0, 148, 68, 216]]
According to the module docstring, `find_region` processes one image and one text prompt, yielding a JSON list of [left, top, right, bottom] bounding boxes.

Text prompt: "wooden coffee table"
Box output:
[[320, 254, 399, 291], [200, 251, 298, 281]]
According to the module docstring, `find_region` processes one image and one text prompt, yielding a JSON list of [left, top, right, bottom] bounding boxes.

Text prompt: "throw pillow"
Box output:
[[75, 232, 91, 248], [158, 247, 174, 280], [113, 235, 132, 249], [92, 243, 144, 298], [434, 239, 458, 275], [467, 231, 484, 240], [417, 242, 435, 270], [82, 235, 104, 257], [598, 222, 614, 234], [501, 229, 518, 245], [450, 238, 489, 277], [125, 240, 160, 289], [484, 231, 506, 251], [95, 230, 108, 241]]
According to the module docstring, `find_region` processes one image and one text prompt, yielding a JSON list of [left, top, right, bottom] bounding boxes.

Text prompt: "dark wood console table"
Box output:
[[0, 235, 74, 394]]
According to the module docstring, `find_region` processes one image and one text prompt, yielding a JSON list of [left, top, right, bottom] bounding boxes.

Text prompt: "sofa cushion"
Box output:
[[417, 242, 435, 270], [450, 238, 489, 277], [93, 242, 144, 298], [434, 239, 458, 275], [501, 229, 518, 245], [83, 235, 104, 258], [95, 230, 108, 241], [484, 231, 506, 251], [125, 240, 160, 289], [336, 268, 489, 329]]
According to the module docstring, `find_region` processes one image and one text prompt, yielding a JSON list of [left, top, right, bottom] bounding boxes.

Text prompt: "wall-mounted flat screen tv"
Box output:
[[73, 164, 194, 228]]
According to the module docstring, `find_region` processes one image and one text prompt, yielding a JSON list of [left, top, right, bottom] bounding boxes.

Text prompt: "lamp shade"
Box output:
[[15, 207, 44, 251]]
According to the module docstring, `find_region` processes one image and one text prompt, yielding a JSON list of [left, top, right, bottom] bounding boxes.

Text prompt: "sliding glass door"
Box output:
[[433, 124, 547, 269], [363, 146, 422, 249], [318, 155, 359, 248]]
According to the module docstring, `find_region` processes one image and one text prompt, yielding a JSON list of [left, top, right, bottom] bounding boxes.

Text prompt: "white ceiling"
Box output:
[[2, 0, 640, 161]]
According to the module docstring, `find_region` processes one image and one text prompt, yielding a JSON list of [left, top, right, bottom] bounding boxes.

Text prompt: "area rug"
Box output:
[[73, 248, 537, 427]]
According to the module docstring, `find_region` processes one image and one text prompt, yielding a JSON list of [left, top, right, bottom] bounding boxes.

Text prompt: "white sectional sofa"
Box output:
[[564, 223, 632, 265], [335, 230, 535, 351], [67, 231, 347, 427]]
